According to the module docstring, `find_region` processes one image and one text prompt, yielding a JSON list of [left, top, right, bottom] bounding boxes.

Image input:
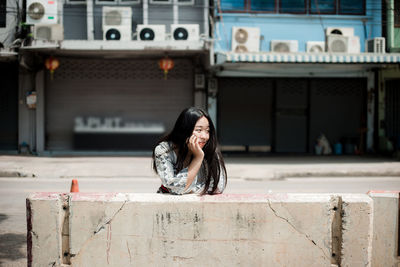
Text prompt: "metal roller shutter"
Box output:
[[275, 79, 308, 153], [385, 79, 400, 150], [45, 58, 194, 151], [0, 62, 18, 150], [218, 78, 273, 152], [309, 78, 366, 153]]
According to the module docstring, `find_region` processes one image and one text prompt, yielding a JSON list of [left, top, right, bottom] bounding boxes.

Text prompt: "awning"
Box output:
[[216, 52, 400, 64], [0, 50, 18, 62], [21, 40, 207, 52]]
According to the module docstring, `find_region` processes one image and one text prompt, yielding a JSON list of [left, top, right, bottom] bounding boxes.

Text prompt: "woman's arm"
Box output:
[[184, 135, 204, 191], [154, 141, 203, 194]]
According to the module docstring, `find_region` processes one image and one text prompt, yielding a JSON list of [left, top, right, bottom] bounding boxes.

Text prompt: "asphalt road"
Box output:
[[1, 176, 399, 266]]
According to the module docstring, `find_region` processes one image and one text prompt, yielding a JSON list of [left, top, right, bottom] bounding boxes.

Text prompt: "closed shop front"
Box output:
[[0, 62, 18, 150], [309, 78, 366, 153], [385, 79, 400, 150], [45, 57, 194, 151], [218, 78, 273, 152], [217, 77, 366, 153]]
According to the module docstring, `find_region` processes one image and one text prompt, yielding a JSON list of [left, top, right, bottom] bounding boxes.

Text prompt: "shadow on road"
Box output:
[[0, 214, 26, 264]]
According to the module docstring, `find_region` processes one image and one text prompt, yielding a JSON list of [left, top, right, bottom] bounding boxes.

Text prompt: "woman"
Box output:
[[152, 107, 227, 195]]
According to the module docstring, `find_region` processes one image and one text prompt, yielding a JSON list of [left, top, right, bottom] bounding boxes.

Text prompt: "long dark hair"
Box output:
[[152, 107, 227, 195]]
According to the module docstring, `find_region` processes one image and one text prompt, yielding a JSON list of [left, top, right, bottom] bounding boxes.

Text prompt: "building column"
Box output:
[[36, 70, 45, 154], [366, 71, 375, 152]]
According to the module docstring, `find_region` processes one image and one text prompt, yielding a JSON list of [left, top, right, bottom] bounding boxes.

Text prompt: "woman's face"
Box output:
[[192, 116, 210, 148]]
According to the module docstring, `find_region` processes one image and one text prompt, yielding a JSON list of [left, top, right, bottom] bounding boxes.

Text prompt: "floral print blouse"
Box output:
[[154, 141, 226, 195]]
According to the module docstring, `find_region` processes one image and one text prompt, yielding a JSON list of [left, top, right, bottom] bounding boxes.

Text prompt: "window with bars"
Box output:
[[219, 0, 365, 15]]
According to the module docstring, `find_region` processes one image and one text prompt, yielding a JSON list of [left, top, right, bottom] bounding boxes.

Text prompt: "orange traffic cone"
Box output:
[[70, 179, 79, 193]]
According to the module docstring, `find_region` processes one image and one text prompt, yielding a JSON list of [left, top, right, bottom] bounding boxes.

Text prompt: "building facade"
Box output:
[[0, 0, 20, 151], [1, 0, 399, 155], [378, 0, 400, 155], [2, 0, 211, 153], [210, 0, 400, 154]]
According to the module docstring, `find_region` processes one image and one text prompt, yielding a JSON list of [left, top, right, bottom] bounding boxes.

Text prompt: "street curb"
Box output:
[[1, 170, 399, 179], [270, 170, 400, 180], [0, 171, 35, 177]]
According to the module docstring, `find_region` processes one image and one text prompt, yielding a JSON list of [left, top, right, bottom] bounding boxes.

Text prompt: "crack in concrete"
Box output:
[[31, 231, 38, 239], [126, 240, 132, 263], [71, 198, 128, 262], [267, 199, 330, 261], [94, 200, 128, 234]]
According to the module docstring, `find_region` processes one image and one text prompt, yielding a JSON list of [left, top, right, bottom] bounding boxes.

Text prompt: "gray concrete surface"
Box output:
[[0, 154, 400, 266], [1, 155, 400, 179], [27, 193, 373, 266]]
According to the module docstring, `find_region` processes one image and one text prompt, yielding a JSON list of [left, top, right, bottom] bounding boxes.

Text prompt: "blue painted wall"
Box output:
[[214, 0, 382, 52]]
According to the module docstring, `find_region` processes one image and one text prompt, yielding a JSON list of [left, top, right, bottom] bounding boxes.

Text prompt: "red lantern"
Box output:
[[158, 57, 174, 80], [45, 56, 60, 80]]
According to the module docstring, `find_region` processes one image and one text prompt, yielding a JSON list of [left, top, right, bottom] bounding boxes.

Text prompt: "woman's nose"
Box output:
[[200, 131, 208, 139]]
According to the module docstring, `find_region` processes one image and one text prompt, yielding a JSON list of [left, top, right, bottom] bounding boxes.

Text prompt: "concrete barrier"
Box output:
[[368, 191, 400, 267], [27, 193, 373, 267]]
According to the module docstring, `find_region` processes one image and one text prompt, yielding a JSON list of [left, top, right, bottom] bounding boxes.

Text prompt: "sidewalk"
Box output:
[[1, 154, 400, 180]]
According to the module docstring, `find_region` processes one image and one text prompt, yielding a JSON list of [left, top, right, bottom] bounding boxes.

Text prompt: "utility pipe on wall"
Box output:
[[173, 0, 178, 25], [86, 0, 94, 40], [143, 0, 148, 24], [203, 0, 209, 38], [387, 0, 394, 51]]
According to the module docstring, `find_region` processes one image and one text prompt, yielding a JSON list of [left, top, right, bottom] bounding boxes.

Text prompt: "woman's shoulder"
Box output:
[[154, 141, 174, 156]]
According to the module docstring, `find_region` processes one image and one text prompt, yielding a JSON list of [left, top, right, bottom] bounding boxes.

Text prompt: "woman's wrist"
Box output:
[[193, 151, 204, 159]]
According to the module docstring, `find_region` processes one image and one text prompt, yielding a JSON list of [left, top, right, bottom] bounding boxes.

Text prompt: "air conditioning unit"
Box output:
[[306, 41, 325, 52], [366, 37, 385, 53], [326, 35, 360, 53], [231, 27, 260, 53], [136, 25, 165, 41], [271, 40, 298, 52], [325, 27, 354, 37], [33, 24, 64, 41], [102, 7, 132, 41], [26, 0, 58, 24], [171, 24, 199, 41]]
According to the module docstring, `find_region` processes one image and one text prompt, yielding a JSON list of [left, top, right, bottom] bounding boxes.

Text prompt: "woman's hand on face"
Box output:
[[187, 135, 204, 158]]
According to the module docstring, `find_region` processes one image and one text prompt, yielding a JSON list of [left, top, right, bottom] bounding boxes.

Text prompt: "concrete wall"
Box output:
[[27, 193, 377, 266], [368, 191, 400, 267]]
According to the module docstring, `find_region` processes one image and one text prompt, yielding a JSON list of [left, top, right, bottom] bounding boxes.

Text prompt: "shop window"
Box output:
[[119, 0, 141, 4], [0, 0, 5, 27], [149, 0, 172, 4], [69, 0, 140, 4], [66, 0, 86, 4], [280, 0, 306, 13], [95, 0, 117, 4], [219, 0, 365, 15], [339, 0, 364, 15], [178, 0, 195, 5], [251, 0, 275, 12], [310, 0, 335, 14], [220, 0, 245, 11]]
